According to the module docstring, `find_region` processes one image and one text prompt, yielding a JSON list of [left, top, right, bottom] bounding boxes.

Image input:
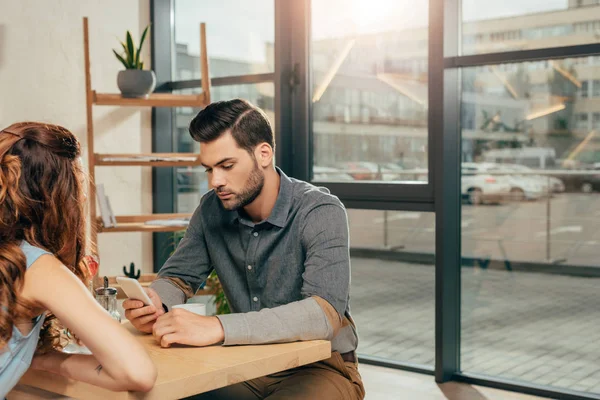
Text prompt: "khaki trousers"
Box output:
[[189, 352, 365, 400]]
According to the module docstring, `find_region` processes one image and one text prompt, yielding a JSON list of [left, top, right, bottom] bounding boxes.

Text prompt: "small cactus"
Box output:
[[123, 262, 140, 279]]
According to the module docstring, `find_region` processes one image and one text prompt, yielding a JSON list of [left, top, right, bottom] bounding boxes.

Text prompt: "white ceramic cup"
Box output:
[[172, 303, 206, 316]]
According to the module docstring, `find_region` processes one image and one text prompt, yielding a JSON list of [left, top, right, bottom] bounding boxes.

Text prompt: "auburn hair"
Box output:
[[0, 122, 90, 353]]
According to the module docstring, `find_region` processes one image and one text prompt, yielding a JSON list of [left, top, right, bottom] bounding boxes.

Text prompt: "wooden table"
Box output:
[[10, 323, 331, 400]]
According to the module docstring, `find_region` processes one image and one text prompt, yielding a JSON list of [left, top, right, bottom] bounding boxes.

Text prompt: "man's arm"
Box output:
[[150, 205, 213, 309], [216, 202, 349, 345]]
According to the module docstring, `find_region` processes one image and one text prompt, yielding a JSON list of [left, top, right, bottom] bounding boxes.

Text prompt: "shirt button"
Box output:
[[247, 265, 252, 270], [253, 232, 258, 237], [253, 297, 258, 302]]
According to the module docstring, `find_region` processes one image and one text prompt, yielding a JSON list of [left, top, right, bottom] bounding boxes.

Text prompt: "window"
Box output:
[[577, 113, 590, 130], [581, 81, 589, 98], [311, 0, 428, 183], [348, 209, 434, 366], [153, 1, 600, 397], [461, 58, 600, 394], [593, 80, 600, 98], [593, 112, 600, 130], [173, 0, 274, 79], [169, 0, 276, 214]]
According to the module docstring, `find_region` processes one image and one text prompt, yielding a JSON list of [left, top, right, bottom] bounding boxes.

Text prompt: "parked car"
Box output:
[[379, 163, 405, 181], [503, 164, 565, 194], [334, 161, 427, 181], [580, 168, 600, 193], [538, 164, 593, 193], [335, 161, 380, 180], [484, 164, 546, 200], [461, 163, 512, 205]]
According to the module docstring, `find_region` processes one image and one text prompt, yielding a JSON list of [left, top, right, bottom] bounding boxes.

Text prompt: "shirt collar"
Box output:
[[265, 167, 292, 228], [226, 167, 292, 229]]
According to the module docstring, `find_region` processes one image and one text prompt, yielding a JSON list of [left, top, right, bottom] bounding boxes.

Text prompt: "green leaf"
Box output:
[[126, 31, 135, 67], [119, 42, 133, 68], [112, 49, 129, 69], [135, 25, 149, 70], [139, 61, 144, 69]]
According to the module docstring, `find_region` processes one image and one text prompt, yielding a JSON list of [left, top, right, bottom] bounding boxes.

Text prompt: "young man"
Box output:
[[123, 99, 364, 399]]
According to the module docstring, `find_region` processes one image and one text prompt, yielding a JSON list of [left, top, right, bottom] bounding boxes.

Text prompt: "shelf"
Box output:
[[100, 223, 190, 233], [97, 213, 192, 233], [93, 91, 209, 108], [95, 153, 202, 167]]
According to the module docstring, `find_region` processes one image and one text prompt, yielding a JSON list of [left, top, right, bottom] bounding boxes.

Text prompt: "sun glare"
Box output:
[[349, 0, 413, 34]]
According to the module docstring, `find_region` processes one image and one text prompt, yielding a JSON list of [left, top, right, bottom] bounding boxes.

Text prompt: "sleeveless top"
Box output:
[[0, 241, 49, 398]]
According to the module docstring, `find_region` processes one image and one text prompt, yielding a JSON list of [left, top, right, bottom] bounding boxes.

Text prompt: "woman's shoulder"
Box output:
[[20, 241, 52, 269]]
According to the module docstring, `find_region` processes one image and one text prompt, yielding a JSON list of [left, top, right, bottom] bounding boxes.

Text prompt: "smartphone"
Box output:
[[116, 276, 153, 306]]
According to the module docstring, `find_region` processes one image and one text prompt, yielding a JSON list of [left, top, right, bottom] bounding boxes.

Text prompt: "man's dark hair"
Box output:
[[189, 99, 275, 154]]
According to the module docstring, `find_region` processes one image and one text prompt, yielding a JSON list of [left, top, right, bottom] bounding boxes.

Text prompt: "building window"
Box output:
[[581, 81, 590, 98], [593, 80, 600, 98], [593, 112, 600, 130], [577, 113, 590, 130]]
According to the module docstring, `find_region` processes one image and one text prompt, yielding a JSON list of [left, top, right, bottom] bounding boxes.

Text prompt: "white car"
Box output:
[[461, 163, 512, 205], [483, 164, 546, 201], [503, 163, 564, 194]]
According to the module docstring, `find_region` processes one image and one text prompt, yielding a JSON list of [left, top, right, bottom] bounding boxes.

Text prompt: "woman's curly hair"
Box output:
[[0, 122, 91, 353]]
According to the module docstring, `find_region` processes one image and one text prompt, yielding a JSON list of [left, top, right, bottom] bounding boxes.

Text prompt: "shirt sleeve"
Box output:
[[299, 202, 351, 317], [150, 204, 212, 310], [216, 297, 334, 345]]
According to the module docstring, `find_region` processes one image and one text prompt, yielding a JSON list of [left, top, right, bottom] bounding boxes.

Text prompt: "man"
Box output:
[[124, 99, 364, 399]]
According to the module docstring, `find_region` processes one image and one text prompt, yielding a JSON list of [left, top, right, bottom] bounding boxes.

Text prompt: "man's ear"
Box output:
[[255, 143, 274, 167]]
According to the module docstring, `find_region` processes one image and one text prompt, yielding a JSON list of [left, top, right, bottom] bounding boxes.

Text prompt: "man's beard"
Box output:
[[218, 163, 264, 211]]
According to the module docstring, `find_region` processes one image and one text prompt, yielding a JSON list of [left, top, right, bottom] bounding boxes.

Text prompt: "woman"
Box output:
[[0, 122, 157, 396]]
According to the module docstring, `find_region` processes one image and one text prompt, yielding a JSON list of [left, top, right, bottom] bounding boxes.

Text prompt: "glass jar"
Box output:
[[94, 286, 121, 322]]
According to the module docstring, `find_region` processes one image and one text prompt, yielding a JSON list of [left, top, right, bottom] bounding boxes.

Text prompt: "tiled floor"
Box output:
[[351, 257, 600, 396], [359, 364, 548, 400], [10, 366, 549, 400]]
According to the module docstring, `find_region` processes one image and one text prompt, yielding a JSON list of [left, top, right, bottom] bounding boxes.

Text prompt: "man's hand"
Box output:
[[123, 288, 165, 333], [152, 309, 225, 348]]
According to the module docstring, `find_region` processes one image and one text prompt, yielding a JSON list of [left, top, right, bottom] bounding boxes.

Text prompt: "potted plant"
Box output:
[[113, 25, 155, 98]]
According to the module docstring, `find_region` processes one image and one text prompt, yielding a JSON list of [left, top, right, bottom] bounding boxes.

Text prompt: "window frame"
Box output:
[[151, 1, 600, 399]]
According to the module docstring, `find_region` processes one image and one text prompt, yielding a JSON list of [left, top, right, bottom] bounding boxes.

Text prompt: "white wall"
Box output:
[[0, 0, 154, 277]]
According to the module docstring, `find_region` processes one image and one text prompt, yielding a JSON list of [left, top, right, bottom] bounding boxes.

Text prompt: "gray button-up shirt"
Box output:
[[151, 168, 358, 353]]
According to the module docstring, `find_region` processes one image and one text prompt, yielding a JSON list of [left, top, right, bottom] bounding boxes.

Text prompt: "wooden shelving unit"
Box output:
[[96, 213, 193, 233], [93, 92, 209, 108], [82, 16, 211, 264], [94, 153, 202, 167]]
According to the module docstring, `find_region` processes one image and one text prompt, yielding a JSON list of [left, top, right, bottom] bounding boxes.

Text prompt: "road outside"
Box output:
[[348, 192, 600, 268]]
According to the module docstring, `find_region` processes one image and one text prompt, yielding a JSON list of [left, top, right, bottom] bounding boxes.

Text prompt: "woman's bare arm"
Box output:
[[22, 255, 157, 392]]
